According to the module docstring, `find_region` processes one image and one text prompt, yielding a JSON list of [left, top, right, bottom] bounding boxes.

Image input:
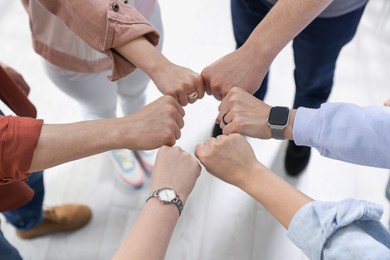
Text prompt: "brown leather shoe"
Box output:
[[16, 204, 92, 239]]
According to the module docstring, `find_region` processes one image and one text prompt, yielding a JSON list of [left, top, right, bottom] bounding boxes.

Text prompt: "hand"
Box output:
[[151, 62, 205, 106], [195, 134, 260, 188], [151, 146, 201, 203], [201, 46, 270, 101], [119, 96, 185, 150], [1, 64, 31, 95], [216, 87, 272, 139], [115, 36, 205, 106], [384, 99, 390, 107]]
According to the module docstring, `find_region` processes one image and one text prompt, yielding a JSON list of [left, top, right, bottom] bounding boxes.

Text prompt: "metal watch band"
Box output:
[[270, 127, 285, 140], [146, 189, 183, 216]]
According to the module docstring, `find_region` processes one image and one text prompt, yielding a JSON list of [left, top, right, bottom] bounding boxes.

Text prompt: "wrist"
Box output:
[[283, 109, 296, 140], [147, 187, 185, 216], [236, 163, 264, 192]]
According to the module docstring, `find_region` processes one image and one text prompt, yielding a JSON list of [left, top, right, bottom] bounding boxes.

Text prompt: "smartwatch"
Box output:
[[267, 106, 290, 140], [146, 187, 183, 216]]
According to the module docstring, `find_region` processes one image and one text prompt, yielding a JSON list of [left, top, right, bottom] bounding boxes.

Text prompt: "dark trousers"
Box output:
[[231, 0, 366, 109]]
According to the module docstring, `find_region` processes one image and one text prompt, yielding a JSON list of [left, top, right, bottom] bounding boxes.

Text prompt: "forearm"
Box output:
[[243, 0, 332, 64], [116, 36, 170, 79], [241, 164, 313, 228], [29, 118, 126, 172], [113, 199, 179, 260], [283, 109, 296, 140]]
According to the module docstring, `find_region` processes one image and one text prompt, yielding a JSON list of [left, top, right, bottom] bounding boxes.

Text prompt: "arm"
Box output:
[[195, 134, 390, 259], [201, 0, 332, 100], [293, 103, 390, 168], [288, 199, 390, 259], [217, 88, 390, 168], [216, 87, 295, 139], [33, 0, 204, 105], [195, 134, 312, 228], [113, 146, 201, 259], [29, 96, 185, 172], [0, 116, 43, 183]]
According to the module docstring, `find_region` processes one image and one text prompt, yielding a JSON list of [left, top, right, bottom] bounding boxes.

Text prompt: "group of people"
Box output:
[[1, 0, 390, 259]]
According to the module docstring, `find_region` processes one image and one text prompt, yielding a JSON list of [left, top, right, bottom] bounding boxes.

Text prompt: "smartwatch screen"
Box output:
[[268, 106, 289, 126]]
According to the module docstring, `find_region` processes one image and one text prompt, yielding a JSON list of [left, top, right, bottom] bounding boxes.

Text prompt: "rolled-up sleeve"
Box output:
[[36, 0, 160, 80], [287, 199, 390, 259], [0, 116, 43, 183]]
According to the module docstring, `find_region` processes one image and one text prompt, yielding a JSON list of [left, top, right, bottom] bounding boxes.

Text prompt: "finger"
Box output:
[[213, 91, 222, 101], [216, 107, 228, 124], [175, 112, 185, 129], [222, 122, 234, 135], [200, 70, 212, 96], [168, 98, 186, 117], [195, 76, 205, 100], [178, 93, 188, 107], [174, 126, 181, 141], [187, 91, 198, 104]]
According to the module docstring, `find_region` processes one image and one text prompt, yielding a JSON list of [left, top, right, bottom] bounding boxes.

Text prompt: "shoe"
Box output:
[[134, 150, 157, 176], [110, 149, 145, 188], [284, 140, 311, 176], [212, 123, 223, 137], [16, 204, 92, 239]]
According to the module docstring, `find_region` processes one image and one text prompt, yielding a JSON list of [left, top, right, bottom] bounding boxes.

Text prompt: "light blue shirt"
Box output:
[[287, 102, 390, 259]]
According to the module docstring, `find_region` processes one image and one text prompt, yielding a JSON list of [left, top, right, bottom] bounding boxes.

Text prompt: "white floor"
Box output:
[[1, 1, 389, 259]]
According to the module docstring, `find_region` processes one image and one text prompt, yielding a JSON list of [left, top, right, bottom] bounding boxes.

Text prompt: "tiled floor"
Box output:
[[0, 1, 389, 259]]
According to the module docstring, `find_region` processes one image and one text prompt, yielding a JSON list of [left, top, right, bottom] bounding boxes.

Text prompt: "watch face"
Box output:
[[158, 188, 176, 202], [268, 106, 289, 126]]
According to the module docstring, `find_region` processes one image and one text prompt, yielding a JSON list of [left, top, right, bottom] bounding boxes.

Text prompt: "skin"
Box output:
[[201, 0, 333, 100], [195, 134, 312, 229], [113, 146, 201, 260], [216, 87, 296, 140], [116, 36, 205, 106], [29, 96, 185, 172]]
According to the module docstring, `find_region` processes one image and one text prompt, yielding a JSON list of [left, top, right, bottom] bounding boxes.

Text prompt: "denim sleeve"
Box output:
[[293, 103, 390, 169], [287, 199, 390, 259]]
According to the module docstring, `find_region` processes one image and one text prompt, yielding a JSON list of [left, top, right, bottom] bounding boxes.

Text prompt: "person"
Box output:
[[215, 87, 390, 169], [0, 64, 185, 259], [23, 0, 205, 188], [201, 0, 368, 176], [113, 145, 201, 259], [195, 134, 390, 259], [0, 63, 92, 260]]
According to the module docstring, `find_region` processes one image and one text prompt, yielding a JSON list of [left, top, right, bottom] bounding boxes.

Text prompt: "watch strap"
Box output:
[[270, 127, 285, 140]]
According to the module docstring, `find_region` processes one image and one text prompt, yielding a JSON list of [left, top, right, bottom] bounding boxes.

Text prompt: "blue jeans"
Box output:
[[231, 0, 366, 109], [0, 171, 45, 260]]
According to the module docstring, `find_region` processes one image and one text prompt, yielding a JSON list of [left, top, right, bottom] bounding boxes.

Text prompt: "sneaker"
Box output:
[[134, 150, 157, 176], [16, 204, 92, 239], [284, 140, 311, 177], [110, 149, 145, 188]]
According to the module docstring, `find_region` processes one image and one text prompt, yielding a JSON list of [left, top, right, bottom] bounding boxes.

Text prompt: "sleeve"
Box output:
[[293, 102, 390, 168], [287, 199, 390, 259], [35, 0, 160, 81], [0, 116, 43, 183]]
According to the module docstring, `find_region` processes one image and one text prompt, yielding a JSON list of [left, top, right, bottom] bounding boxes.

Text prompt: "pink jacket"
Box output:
[[25, 0, 159, 80]]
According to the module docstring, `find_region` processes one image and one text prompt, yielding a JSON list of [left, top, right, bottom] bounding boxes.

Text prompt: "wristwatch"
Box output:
[[267, 106, 290, 140], [146, 187, 183, 216]]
